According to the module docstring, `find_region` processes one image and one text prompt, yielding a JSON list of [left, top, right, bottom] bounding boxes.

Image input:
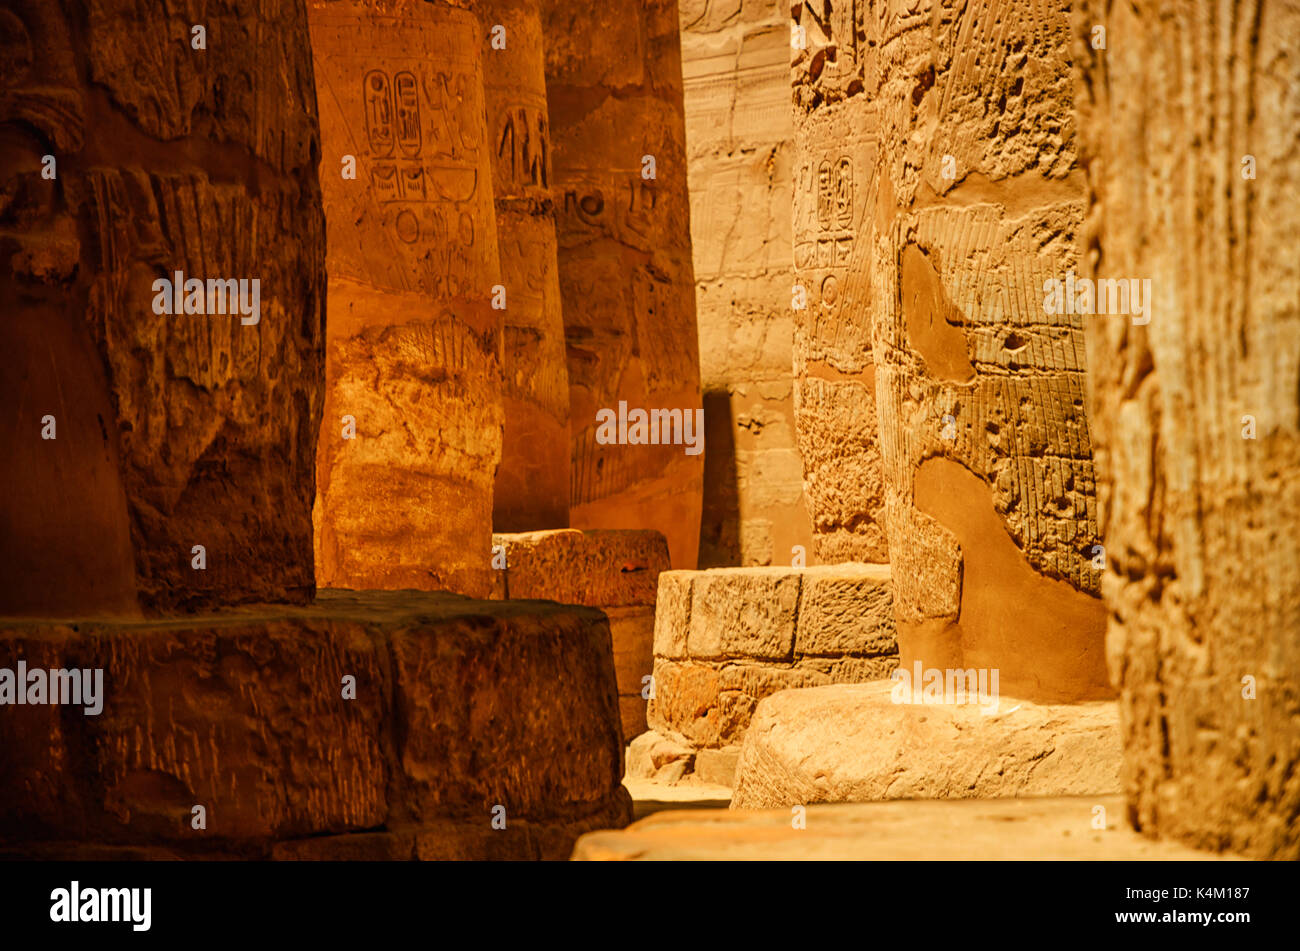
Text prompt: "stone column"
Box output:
[[478, 0, 571, 532], [791, 0, 1110, 701], [789, 2, 887, 566], [543, 0, 704, 569], [1076, 0, 1300, 859], [309, 0, 504, 597], [0, 0, 325, 616], [680, 0, 813, 568]]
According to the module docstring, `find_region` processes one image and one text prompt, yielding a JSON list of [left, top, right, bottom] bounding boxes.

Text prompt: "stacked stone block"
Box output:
[[646, 564, 897, 767], [492, 529, 671, 741]]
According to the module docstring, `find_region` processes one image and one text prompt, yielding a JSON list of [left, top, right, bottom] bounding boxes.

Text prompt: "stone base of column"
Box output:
[[0, 590, 630, 861], [492, 529, 670, 742]]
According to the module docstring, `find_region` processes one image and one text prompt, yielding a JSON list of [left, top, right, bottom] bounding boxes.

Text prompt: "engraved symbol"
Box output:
[[365, 70, 395, 157], [564, 188, 605, 226], [496, 107, 550, 190], [817, 159, 833, 230], [394, 71, 421, 158], [821, 274, 839, 305], [370, 164, 400, 202], [816, 157, 853, 232], [834, 157, 852, 227], [395, 209, 419, 244], [401, 164, 427, 201]]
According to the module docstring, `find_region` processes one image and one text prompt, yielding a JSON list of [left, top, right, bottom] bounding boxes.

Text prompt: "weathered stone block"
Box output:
[[646, 565, 900, 751], [731, 682, 1121, 809], [0, 591, 629, 857], [652, 570, 694, 660], [687, 567, 799, 662], [795, 564, 894, 656], [494, 529, 670, 606]]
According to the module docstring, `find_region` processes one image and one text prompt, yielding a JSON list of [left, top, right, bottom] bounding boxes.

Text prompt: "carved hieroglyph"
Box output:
[[1076, 0, 1300, 859], [543, 0, 704, 568], [681, 0, 813, 567], [310, 0, 503, 597], [0, 0, 325, 615], [791, 0, 1110, 701], [479, 0, 571, 531]]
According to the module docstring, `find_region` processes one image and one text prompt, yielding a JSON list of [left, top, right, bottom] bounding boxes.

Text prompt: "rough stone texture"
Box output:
[[310, 0, 503, 598], [0, 0, 325, 616], [492, 528, 668, 739], [480, 0, 571, 531], [790, 0, 1110, 702], [694, 746, 741, 787], [0, 590, 630, 858], [680, 0, 813, 567], [731, 681, 1121, 809], [626, 729, 695, 780], [1076, 0, 1300, 859], [492, 529, 670, 606], [647, 565, 897, 747], [572, 795, 1231, 861], [544, 0, 704, 569]]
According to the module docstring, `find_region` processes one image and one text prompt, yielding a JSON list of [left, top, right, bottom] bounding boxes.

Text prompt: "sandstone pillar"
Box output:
[[679, 0, 812, 567], [479, 0, 571, 531], [789, 2, 887, 566], [543, 0, 704, 569], [791, 0, 1110, 701], [1076, 0, 1300, 858], [309, 0, 503, 597], [0, 0, 325, 616]]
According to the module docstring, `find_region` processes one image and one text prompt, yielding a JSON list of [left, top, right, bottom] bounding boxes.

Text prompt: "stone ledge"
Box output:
[[0, 590, 630, 859], [731, 681, 1121, 809], [571, 795, 1233, 861], [492, 529, 671, 607]]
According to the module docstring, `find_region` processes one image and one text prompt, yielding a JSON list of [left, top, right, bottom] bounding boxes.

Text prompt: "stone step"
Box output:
[[0, 590, 630, 860], [571, 796, 1232, 861], [731, 681, 1121, 809], [493, 528, 669, 741], [647, 563, 897, 749]]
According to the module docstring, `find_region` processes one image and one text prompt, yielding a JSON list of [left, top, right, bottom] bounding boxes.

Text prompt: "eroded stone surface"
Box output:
[[572, 795, 1230, 861], [544, 0, 704, 569], [0, 590, 629, 858], [310, 0, 503, 597], [648, 565, 897, 747], [790, 0, 1109, 702], [0, 0, 325, 616], [730, 681, 1121, 809], [493, 529, 670, 606], [1076, 0, 1300, 859]]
